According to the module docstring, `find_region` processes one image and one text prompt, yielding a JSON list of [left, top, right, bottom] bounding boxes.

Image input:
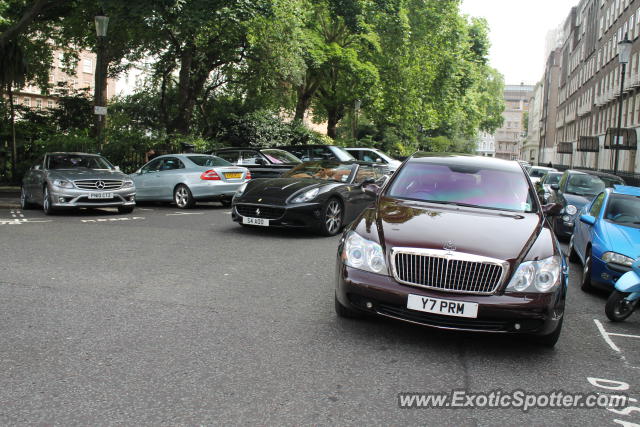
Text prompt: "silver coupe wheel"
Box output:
[[174, 185, 194, 209]]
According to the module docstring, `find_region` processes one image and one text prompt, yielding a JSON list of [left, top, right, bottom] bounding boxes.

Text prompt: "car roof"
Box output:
[[409, 153, 523, 172], [275, 145, 342, 148], [568, 169, 623, 179], [531, 166, 555, 170], [611, 185, 640, 197], [46, 152, 102, 156]]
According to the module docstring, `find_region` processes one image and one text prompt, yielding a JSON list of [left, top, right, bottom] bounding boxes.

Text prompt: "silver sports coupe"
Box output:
[[21, 152, 136, 215], [131, 154, 250, 208]]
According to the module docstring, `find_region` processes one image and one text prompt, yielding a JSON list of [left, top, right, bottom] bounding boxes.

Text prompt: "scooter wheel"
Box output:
[[605, 290, 637, 322]]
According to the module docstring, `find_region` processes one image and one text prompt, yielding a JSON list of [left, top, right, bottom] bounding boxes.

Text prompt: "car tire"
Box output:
[[20, 186, 36, 209], [568, 237, 580, 263], [580, 248, 595, 292], [42, 187, 55, 215], [319, 198, 343, 236], [335, 294, 363, 319], [118, 206, 134, 214], [174, 184, 195, 209], [605, 290, 638, 322], [532, 318, 563, 348]]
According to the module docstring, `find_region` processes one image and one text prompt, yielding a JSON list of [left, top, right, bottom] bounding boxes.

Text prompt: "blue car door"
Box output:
[[575, 192, 606, 259]]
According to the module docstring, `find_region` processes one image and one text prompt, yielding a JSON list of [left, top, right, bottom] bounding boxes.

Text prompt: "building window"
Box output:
[[23, 97, 30, 107], [36, 99, 42, 110], [47, 100, 54, 109], [82, 58, 93, 73]]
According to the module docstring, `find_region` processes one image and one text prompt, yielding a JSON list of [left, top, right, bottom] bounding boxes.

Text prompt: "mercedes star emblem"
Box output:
[[95, 180, 105, 189], [443, 241, 456, 252], [256, 208, 261, 216]]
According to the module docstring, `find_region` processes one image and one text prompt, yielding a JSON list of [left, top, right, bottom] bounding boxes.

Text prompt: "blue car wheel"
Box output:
[[581, 249, 594, 292]]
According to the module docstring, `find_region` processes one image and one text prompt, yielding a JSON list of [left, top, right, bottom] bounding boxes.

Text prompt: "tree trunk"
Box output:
[[325, 105, 344, 140], [93, 38, 109, 148], [294, 87, 313, 122], [168, 46, 209, 136], [8, 85, 17, 182]]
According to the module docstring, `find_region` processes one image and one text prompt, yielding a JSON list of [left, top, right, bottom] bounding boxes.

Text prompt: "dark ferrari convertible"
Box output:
[[231, 161, 388, 235]]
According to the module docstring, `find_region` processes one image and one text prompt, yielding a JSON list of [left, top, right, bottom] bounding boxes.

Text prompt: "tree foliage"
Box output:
[[1, 0, 506, 182]]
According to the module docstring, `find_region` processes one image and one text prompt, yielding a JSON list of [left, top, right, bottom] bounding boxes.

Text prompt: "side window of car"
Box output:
[[286, 148, 309, 161], [217, 151, 239, 164], [240, 151, 263, 165], [310, 147, 333, 161], [141, 158, 162, 173], [349, 150, 363, 160], [589, 193, 606, 217], [355, 165, 376, 183], [159, 157, 184, 171], [362, 151, 384, 163], [558, 172, 569, 191]]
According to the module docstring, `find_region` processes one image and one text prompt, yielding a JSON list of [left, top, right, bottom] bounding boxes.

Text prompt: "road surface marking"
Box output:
[[595, 319, 621, 352], [608, 332, 640, 339], [166, 212, 204, 216], [81, 216, 145, 223]]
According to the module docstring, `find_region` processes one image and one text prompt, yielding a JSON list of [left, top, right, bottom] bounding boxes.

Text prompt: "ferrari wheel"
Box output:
[[320, 198, 343, 236]]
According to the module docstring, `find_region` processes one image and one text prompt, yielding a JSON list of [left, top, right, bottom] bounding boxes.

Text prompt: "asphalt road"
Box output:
[[0, 204, 639, 426]]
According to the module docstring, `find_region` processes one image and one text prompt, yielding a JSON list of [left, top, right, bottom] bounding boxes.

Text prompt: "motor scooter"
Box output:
[[605, 258, 640, 322]]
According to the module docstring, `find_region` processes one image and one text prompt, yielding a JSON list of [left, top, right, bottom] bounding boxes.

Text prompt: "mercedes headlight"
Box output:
[[602, 252, 634, 267], [291, 187, 320, 203], [565, 205, 577, 215], [342, 231, 388, 275], [52, 179, 73, 189], [122, 179, 134, 188], [234, 182, 248, 198], [506, 255, 562, 293]]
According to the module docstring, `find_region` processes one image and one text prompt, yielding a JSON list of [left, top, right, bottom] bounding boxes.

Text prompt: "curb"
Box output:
[[0, 203, 20, 209]]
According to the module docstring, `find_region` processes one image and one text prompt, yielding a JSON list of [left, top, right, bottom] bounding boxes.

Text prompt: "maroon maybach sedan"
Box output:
[[335, 153, 568, 347]]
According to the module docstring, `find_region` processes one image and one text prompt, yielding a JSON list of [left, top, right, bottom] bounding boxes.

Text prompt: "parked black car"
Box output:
[[534, 171, 563, 202], [275, 145, 356, 163], [212, 147, 302, 179], [547, 169, 625, 238], [232, 161, 387, 235]]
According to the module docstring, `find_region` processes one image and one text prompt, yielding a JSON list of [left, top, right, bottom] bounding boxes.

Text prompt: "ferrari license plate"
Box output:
[[242, 216, 269, 226], [89, 192, 113, 199], [224, 172, 242, 179]]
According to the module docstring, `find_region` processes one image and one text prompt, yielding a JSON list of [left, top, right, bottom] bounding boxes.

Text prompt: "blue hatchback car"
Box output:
[[569, 185, 640, 292]]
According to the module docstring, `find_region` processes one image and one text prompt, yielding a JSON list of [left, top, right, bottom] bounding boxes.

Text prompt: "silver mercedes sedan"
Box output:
[[131, 154, 250, 208], [21, 152, 136, 215]]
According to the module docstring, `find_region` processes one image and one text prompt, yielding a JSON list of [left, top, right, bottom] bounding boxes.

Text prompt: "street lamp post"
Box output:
[[94, 15, 109, 150], [615, 35, 632, 175]]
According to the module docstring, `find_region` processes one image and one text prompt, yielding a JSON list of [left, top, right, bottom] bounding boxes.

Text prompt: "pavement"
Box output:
[[0, 204, 639, 425], [0, 186, 20, 208]]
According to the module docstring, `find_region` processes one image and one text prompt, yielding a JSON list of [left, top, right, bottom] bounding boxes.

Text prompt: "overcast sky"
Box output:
[[460, 0, 578, 85]]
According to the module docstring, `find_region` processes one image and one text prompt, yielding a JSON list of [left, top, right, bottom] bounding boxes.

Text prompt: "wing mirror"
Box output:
[[550, 183, 560, 191], [255, 158, 266, 165], [579, 214, 596, 226], [542, 203, 563, 216], [114, 165, 121, 171], [32, 164, 41, 171], [361, 177, 376, 186]]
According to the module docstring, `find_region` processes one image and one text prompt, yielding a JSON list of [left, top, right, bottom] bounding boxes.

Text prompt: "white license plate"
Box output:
[[242, 216, 269, 226], [407, 294, 478, 318], [89, 192, 113, 199]]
